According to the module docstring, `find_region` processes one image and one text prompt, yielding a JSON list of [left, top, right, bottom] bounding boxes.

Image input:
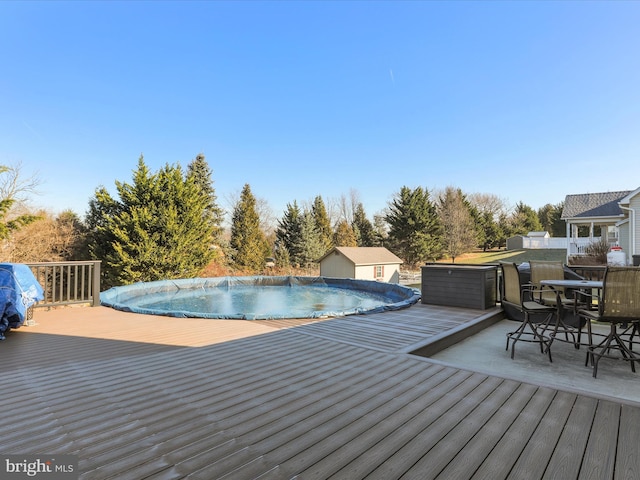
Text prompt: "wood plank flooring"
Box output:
[[0, 304, 639, 479]]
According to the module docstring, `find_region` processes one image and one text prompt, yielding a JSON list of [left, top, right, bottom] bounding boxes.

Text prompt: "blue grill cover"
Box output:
[[0, 263, 45, 339]]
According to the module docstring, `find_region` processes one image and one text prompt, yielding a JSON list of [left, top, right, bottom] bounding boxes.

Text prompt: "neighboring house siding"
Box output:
[[319, 252, 355, 278], [618, 220, 630, 263], [630, 194, 640, 262]]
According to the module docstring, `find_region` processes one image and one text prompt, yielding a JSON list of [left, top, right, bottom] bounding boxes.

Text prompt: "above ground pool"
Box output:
[[100, 276, 421, 320]]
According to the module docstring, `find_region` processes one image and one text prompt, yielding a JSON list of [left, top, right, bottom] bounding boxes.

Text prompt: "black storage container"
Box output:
[[421, 264, 497, 309]]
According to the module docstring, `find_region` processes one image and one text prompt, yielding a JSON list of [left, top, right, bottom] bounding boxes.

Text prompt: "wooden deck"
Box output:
[[1, 304, 639, 479]]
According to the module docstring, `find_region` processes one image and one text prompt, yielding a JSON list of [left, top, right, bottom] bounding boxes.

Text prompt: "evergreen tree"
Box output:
[[187, 153, 224, 244], [311, 195, 333, 254], [372, 214, 387, 247], [550, 202, 566, 237], [496, 211, 510, 248], [352, 202, 376, 247], [385, 186, 442, 267], [86, 156, 215, 287], [275, 201, 304, 267], [509, 201, 543, 236], [85, 186, 122, 286], [230, 184, 270, 271], [438, 187, 477, 262], [468, 192, 507, 250], [333, 220, 358, 247], [274, 243, 291, 269], [538, 202, 565, 237], [299, 211, 326, 269], [478, 211, 502, 251]]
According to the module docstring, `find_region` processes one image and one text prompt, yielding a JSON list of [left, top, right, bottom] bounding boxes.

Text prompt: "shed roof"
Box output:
[[561, 190, 631, 219], [318, 247, 403, 265]]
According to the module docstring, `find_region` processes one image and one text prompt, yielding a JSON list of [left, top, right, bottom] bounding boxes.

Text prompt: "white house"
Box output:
[[318, 247, 403, 283], [561, 188, 640, 265]]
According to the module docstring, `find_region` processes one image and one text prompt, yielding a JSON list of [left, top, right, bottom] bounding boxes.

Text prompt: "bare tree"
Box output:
[[0, 163, 42, 241], [1, 210, 84, 262], [0, 161, 42, 210], [323, 195, 342, 230], [438, 186, 478, 262], [467, 192, 508, 219], [337, 188, 361, 225]]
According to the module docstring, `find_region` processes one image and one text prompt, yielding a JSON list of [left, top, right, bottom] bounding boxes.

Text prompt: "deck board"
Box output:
[[431, 381, 539, 480], [543, 395, 598, 479], [468, 386, 557, 479], [616, 406, 640, 478], [579, 401, 619, 480], [0, 304, 638, 479]]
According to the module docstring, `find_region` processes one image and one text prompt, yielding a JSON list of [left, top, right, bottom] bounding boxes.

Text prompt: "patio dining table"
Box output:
[[539, 278, 603, 312], [539, 279, 604, 291], [539, 278, 604, 349]]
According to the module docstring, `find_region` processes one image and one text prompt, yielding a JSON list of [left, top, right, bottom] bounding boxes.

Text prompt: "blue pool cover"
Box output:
[[101, 276, 421, 320]]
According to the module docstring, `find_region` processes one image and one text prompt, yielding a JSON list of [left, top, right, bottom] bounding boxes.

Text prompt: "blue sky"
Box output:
[[1, 1, 639, 222]]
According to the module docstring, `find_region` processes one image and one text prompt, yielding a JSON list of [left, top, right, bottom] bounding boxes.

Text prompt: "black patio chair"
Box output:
[[530, 260, 584, 348], [577, 266, 640, 378], [501, 262, 557, 362]]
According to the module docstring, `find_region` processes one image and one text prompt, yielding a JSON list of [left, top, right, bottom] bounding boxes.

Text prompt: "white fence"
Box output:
[[521, 237, 568, 249], [512, 236, 617, 255]]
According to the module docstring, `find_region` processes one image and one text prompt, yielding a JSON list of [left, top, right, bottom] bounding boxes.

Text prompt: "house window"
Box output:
[[374, 265, 384, 279]]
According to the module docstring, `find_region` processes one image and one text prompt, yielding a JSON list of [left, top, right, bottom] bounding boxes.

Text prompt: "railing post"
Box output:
[[92, 261, 102, 307]]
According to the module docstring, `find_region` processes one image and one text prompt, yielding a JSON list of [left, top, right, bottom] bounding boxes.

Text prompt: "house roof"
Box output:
[[619, 187, 640, 205], [318, 246, 403, 265], [561, 190, 632, 219]]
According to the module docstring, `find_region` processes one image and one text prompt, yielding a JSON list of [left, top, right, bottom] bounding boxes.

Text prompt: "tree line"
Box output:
[[0, 156, 566, 288]]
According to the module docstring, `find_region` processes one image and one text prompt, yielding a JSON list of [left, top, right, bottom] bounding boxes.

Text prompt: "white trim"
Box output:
[[619, 204, 636, 256], [619, 187, 640, 205]]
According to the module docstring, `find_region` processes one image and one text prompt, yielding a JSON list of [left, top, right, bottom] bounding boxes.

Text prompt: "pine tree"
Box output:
[[274, 243, 291, 269], [372, 214, 387, 247], [86, 156, 215, 287], [538, 202, 565, 237], [311, 195, 333, 254], [275, 202, 304, 267], [352, 202, 376, 247], [385, 186, 442, 267], [187, 153, 224, 245], [298, 211, 326, 269], [478, 211, 502, 251], [510, 201, 543, 235], [230, 184, 270, 271], [333, 220, 358, 247]]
